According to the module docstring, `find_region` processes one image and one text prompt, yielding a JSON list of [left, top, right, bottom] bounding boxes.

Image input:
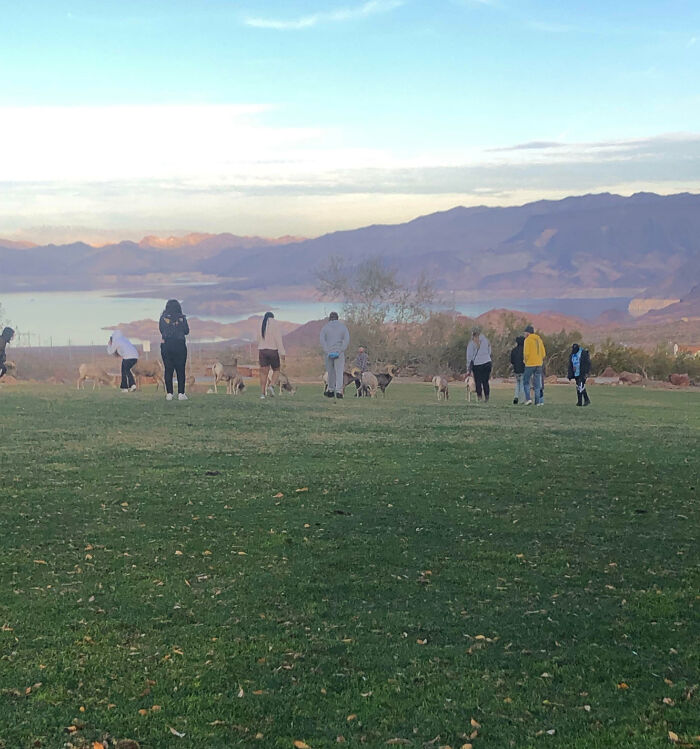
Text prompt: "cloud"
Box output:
[[244, 0, 404, 30], [489, 141, 564, 152]]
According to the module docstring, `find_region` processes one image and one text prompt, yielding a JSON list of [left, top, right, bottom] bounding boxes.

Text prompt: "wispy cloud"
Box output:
[[489, 141, 564, 152], [244, 0, 404, 30]]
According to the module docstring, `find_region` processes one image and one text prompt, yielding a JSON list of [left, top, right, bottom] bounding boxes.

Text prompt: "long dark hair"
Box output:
[[164, 299, 183, 316], [261, 311, 274, 340]]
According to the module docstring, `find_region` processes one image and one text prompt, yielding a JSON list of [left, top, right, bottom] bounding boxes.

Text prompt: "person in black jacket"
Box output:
[[159, 299, 190, 401], [0, 327, 15, 380], [567, 343, 591, 406], [510, 335, 525, 404]]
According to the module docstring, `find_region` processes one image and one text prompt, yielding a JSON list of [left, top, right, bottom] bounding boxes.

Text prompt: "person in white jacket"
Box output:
[[257, 312, 286, 399], [107, 330, 139, 392], [320, 311, 350, 399]]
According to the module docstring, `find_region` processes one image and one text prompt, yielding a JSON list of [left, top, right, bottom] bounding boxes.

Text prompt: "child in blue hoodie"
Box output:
[[567, 343, 591, 406]]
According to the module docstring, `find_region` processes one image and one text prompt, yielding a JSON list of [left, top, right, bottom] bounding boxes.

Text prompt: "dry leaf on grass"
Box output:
[[470, 718, 481, 729], [460, 745, 473, 749], [347, 714, 357, 721], [296, 487, 309, 492], [617, 682, 629, 689], [668, 731, 679, 743], [273, 492, 284, 498], [294, 741, 311, 749], [93, 743, 105, 749], [168, 726, 186, 738], [663, 697, 675, 706]]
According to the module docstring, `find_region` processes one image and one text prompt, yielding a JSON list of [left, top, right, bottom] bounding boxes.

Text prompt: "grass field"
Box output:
[[0, 382, 698, 749]]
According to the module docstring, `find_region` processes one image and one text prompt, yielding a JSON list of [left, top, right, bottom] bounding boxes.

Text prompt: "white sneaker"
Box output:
[[525, 400, 533, 406], [120, 388, 130, 393], [166, 393, 173, 401], [260, 394, 266, 399], [129, 384, 137, 392], [266, 386, 275, 396], [536, 402, 543, 407], [178, 393, 188, 401]]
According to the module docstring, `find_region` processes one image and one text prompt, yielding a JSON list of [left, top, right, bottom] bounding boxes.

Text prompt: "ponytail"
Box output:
[[261, 311, 274, 340]]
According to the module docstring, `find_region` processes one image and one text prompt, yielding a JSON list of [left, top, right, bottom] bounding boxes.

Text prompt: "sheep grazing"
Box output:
[[267, 369, 296, 396], [464, 372, 476, 402], [360, 371, 379, 398], [77, 363, 116, 391], [374, 364, 396, 396], [322, 370, 360, 395], [212, 360, 244, 394], [432, 375, 449, 401], [131, 359, 165, 390]]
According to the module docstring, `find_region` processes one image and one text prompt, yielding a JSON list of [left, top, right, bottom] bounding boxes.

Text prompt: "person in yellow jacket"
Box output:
[[523, 324, 546, 405]]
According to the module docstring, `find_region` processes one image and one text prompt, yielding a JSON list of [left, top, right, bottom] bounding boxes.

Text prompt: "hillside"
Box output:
[[3, 193, 700, 321]]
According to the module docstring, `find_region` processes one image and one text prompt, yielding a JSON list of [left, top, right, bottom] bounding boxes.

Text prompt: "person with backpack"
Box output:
[[257, 311, 286, 399], [567, 343, 591, 406], [466, 326, 492, 402], [510, 334, 525, 404], [159, 299, 190, 401], [107, 330, 139, 392], [523, 324, 546, 406], [0, 327, 15, 380]]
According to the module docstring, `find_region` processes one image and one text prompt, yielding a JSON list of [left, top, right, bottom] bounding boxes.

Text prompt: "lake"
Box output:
[[0, 290, 631, 347]]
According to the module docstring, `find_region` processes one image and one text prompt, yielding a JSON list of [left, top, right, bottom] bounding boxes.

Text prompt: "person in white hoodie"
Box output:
[[107, 330, 139, 392], [320, 311, 350, 399]]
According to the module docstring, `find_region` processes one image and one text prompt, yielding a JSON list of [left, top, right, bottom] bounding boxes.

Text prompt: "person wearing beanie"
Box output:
[[510, 334, 526, 404], [0, 327, 15, 380], [567, 343, 591, 406], [522, 324, 546, 406], [466, 326, 493, 402], [320, 311, 350, 399], [107, 330, 139, 392], [159, 299, 190, 401]]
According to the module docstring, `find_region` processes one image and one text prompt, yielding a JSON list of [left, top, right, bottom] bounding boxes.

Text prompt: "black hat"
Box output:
[[1, 327, 14, 340], [524, 324, 534, 333]]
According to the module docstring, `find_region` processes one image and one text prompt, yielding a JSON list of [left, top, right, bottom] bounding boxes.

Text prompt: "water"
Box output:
[[0, 290, 631, 347], [0, 291, 337, 347]]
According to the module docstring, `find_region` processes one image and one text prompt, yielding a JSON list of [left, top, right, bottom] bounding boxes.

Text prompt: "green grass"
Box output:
[[0, 382, 698, 748]]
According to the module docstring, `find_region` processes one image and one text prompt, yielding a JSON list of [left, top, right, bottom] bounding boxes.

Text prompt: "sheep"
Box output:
[[360, 371, 379, 398], [131, 359, 165, 390], [322, 370, 360, 395], [432, 375, 449, 401], [464, 372, 476, 402], [374, 364, 397, 397], [266, 369, 296, 395], [77, 363, 116, 391], [212, 360, 244, 394]]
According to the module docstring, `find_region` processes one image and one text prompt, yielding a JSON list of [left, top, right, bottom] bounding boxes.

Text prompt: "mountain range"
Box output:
[[2, 192, 700, 319]]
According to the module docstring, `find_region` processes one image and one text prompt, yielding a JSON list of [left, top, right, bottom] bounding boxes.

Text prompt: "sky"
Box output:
[[1, 0, 699, 243]]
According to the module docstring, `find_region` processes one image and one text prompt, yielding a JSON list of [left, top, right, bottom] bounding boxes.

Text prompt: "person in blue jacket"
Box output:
[[567, 343, 591, 406]]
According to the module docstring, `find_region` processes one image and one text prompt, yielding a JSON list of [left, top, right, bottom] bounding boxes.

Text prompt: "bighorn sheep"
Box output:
[[360, 371, 379, 398], [432, 375, 449, 401], [374, 364, 396, 396], [132, 359, 165, 390], [77, 364, 116, 390], [464, 372, 476, 402], [266, 369, 296, 395], [212, 360, 245, 394]]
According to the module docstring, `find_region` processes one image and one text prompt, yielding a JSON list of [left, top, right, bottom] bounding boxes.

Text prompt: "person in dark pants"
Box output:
[[567, 343, 591, 406], [465, 326, 492, 402], [510, 335, 525, 404], [107, 330, 139, 392], [0, 327, 15, 379], [159, 299, 190, 401]]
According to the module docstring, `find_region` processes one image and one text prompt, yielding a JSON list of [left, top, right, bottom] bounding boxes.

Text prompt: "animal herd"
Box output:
[[74, 359, 474, 400]]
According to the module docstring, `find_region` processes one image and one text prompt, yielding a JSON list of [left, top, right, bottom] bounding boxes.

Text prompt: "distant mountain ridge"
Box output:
[[2, 193, 700, 320]]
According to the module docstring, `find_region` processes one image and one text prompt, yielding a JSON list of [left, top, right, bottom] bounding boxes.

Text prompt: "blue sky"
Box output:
[[1, 0, 699, 242]]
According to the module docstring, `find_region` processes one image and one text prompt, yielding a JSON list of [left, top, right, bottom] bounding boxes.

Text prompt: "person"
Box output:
[[320, 311, 350, 399], [510, 334, 525, 404], [0, 327, 15, 379], [523, 324, 546, 406], [466, 326, 492, 402], [355, 346, 370, 373], [159, 299, 190, 401], [567, 343, 591, 406], [107, 330, 139, 392], [257, 311, 286, 399]]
